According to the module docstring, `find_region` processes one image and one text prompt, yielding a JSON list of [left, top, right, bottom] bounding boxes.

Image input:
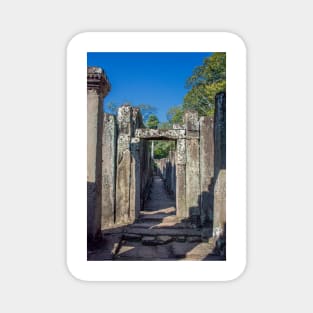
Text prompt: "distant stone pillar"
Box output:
[[199, 116, 215, 225], [116, 104, 132, 224], [87, 67, 110, 239], [170, 151, 176, 195], [101, 113, 117, 228], [176, 138, 187, 218], [213, 92, 226, 250], [185, 111, 200, 224]]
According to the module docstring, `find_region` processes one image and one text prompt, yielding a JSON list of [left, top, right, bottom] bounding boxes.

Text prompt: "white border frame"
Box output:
[[67, 32, 246, 281]]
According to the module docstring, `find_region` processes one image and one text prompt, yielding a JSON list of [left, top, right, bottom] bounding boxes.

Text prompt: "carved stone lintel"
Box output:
[[87, 66, 111, 98], [135, 128, 185, 140]]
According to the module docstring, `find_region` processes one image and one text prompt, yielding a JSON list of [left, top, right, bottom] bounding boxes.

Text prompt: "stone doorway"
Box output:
[[145, 138, 177, 215]]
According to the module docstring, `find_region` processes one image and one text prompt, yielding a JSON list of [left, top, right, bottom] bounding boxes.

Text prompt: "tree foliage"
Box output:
[[166, 105, 185, 125], [137, 104, 158, 123], [146, 114, 159, 129], [167, 52, 226, 123], [184, 52, 226, 116], [153, 140, 175, 159]]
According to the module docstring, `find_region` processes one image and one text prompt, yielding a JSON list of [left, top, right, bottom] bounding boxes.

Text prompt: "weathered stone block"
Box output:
[[101, 113, 116, 228], [130, 138, 141, 222], [176, 138, 186, 217], [135, 128, 185, 140], [186, 137, 200, 219], [115, 105, 133, 225], [87, 66, 110, 240], [199, 116, 215, 225], [213, 169, 226, 241], [184, 111, 199, 132], [115, 149, 131, 224]]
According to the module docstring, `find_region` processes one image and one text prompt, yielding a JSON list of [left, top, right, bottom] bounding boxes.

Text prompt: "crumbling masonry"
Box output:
[[87, 66, 226, 254]]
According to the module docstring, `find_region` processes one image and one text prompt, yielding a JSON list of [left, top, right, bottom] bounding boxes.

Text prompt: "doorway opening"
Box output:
[[141, 139, 177, 219]]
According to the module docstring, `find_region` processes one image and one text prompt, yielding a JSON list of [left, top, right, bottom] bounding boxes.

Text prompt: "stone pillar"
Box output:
[[87, 67, 110, 240], [101, 113, 116, 228], [212, 92, 226, 252], [130, 137, 141, 222], [199, 116, 215, 225], [170, 151, 176, 195], [116, 104, 132, 224], [176, 138, 187, 218], [214, 92, 226, 173], [185, 111, 200, 224], [129, 108, 143, 221]]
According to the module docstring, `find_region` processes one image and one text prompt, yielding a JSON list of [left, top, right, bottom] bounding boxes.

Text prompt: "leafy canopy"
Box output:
[[167, 52, 226, 124], [146, 114, 159, 129], [153, 140, 175, 159]]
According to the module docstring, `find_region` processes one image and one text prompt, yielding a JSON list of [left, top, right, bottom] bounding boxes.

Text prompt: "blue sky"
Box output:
[[87, 52, 212, 122]]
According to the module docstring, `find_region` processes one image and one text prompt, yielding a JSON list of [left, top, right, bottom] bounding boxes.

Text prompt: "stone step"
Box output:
[[124, 226, 202, 237], [129, 221, 193, 229], [114, 241, 218, 261], [138, 214, 180, 222]]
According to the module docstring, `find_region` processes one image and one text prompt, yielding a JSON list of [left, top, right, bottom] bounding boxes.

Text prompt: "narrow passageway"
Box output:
[[89, 174, 220, 260], [141, 175, 176, 217], [112, 174, 217, 261]]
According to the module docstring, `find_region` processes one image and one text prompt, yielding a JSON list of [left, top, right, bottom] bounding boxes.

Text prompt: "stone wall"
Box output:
[[114, 104, 154, 225], [87, 66, 226, 254], [87, 67, 153, 241]]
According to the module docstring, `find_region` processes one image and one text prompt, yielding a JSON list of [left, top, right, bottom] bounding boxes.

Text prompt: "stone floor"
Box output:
[[87, 176, 224, 261]]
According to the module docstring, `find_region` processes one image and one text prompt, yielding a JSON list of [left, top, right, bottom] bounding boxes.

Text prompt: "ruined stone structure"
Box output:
[[87, 67, 111, 240], [87, 66, 226, 259]]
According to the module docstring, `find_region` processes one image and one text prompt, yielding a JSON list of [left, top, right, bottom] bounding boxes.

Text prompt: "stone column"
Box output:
[[212, 92, 226, 252], [170, 151, 176, 195], [185, 111, 200, 224], [176, 138, 187, 218], [115, 104, 132, 224], [214, 92, 226, 174], [199, 116, 215, 225], [101, 113, 116, 228], [87, 67, 110, 239], [130, 137, 141, 222]]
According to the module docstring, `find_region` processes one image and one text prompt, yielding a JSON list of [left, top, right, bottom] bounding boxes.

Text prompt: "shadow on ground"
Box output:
[[87, 176, 225, 261]]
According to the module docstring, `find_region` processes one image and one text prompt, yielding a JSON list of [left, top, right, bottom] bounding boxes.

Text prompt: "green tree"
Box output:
[[146, 114, 159, 160], [146, 114, 159, 129], [166, 105, 184, 125], [154, 140, 176, 159], [137, 104, 158, 123], [184, 52, 226, 116]]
